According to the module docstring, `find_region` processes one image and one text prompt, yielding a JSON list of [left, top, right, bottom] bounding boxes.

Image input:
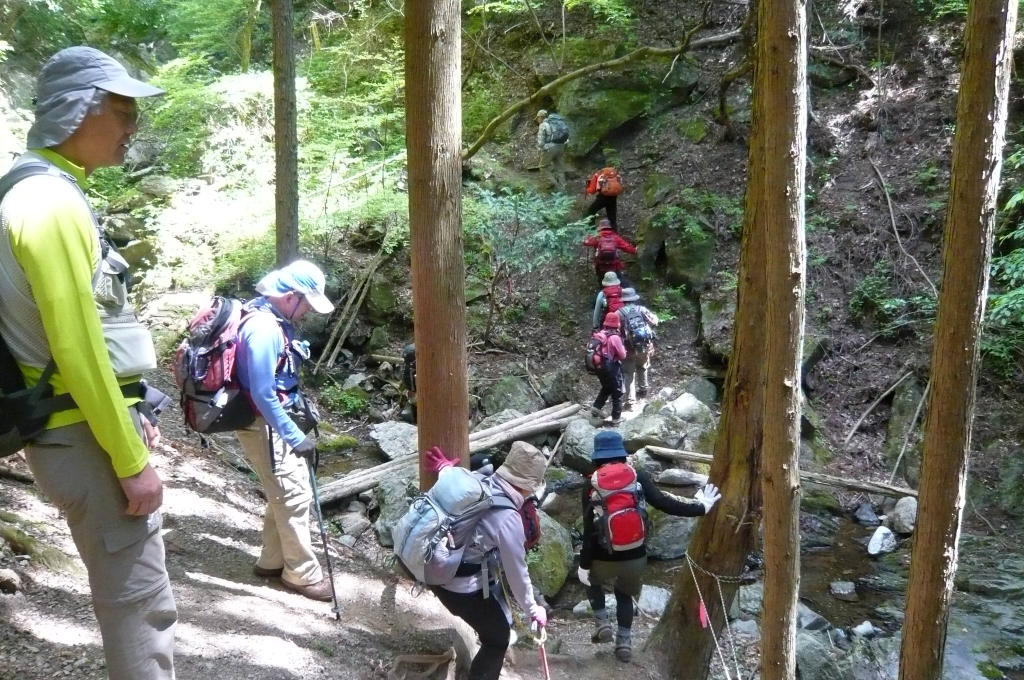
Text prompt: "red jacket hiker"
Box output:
[[582, 224, 635, 275]]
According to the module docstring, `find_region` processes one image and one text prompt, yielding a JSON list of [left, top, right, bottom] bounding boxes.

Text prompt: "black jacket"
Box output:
[[580, 466, 705, 568]]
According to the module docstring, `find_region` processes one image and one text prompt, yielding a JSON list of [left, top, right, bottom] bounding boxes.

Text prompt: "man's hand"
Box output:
[[292, 436, 317, 469], [142, 420, 162, 450], [120, 463, 164, 516]]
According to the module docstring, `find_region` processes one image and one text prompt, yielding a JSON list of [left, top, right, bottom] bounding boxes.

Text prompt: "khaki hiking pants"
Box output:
[[235, 418, 323, 587], [622, 349, 651, 404], [25, 410, 177, 680], [539, 143, 566, 191]]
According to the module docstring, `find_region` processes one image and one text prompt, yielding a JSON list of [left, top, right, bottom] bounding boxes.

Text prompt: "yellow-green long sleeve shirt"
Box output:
[[3, 148, 148, 478]]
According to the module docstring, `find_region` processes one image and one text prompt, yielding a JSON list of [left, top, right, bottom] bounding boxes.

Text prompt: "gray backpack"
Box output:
[[546, 114, 569, 144]]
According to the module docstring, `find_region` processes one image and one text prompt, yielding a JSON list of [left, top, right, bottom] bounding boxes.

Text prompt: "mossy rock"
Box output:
[[0, 517, 79, 574], [698, 283, 736, 361], [555, 80, 654, 158], [366, 276, 399, 325], [884, 377, 923, 485], [635, 206, 714, 290], [677, 117, 708, 143], [316, 434, 359, 453], [643, 173, 676, 208], [997, 456, 1024, 517], [366, 326, 389, 351], [808, 61, 857, 89], [801, 489, 841, 517], [527, 511, 573, 597], [480, 376, 540, 416]]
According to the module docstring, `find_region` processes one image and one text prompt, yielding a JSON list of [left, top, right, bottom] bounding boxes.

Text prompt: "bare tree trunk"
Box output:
[[646, 93, 769, 680], [898, 0, 1016, 675], [758, 0, 808, 671], [406, 0, 469, 490], [272, 0, 299, 266], [239, 0, 263, 73]]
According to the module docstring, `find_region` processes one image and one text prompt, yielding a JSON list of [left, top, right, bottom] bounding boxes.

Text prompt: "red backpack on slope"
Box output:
[[597, 231, 619, 263], [589, 463, 647, 551], [603, 285, 624, 314], [585, 330, 610, 374]]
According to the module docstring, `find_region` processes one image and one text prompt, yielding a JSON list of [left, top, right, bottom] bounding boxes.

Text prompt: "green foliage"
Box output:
[[650, 285, 691, 323], [321, 385, 369, 416], [914, 161, 941, 191], [333, 189, 410, 254], [165, 0, 270, 70], [913, 0, 967, 19], [146, 57, 228, 177], [848, 263, 936, 334], [213, 226, 277, 294], [676, 188, 742, 237]]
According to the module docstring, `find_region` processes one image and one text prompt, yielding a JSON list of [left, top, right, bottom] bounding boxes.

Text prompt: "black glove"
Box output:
[[292, 436, 318, 471]]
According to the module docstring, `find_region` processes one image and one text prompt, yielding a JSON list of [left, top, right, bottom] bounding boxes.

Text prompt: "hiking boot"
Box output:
[[590, 406, 603, 418], [592, 621, 614, 644], [606, 416, 622, 426], [622, 400, 635, 411], [636, 388, 648, 398], [253, 564, 283, 578], [615, 636, 632, 663], [282, 578, 333, 602]]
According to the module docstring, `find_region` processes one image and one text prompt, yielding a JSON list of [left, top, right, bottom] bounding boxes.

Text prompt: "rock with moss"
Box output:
[[884, 377, 924, 485], [801, 488, 841, 517], [555, 79, 655, 158], [699, 285, 736, 361], [643, 173, 676, 208], [800, 394, 832, 468], [808, 61, 857, 89], [645, 506, 697, 560], [539, 367, 580, 407], [527, 511, 573, 597], [138, 175, 178, 198], [366, 276, 399, 325], [561, 418, 598, 475], [997, 456, 1024, 517], [374, 473, 419, 547], [677, 117, 708, 143], [680, 377, 717, 407], [473, 409, 526, 433], [636, 206, 714, 290], [316, 434, 359, 453], [366, 326, 389, 351], [480, 376, 541, 416]]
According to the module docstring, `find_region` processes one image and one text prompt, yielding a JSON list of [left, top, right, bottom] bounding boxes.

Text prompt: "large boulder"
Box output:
[[373, 473, 419, 547], [699, 284, 736, 361], [630, 449, 665, 476], [891, 497, 918, 535], [138, 174, 178, 198], [538, 367, 581, 407], [622, 394, 716, 454], [620, 413, 685, 452], [369, 421, 418, 461], [480, 376, 540, 416], [645, 506, 696, 560], [664, 393, 717, 454], [528, 511, 573, 598], [884, 377, 924, 484], [554, 78, 655, 158], [643, 172, 676, 208], [366, 275, 399, 325], [472, 409, 525, 433], [680, 377, 717, 407], [635, 205, 714, 290], [560, 418, 598, 474]]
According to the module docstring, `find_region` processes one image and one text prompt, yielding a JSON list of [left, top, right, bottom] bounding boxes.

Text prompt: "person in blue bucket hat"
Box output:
[[578, 431, 721, 663], [233, 260, 336, 601]]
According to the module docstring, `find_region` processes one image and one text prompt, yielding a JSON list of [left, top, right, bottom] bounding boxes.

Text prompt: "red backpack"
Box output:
[[589, 463, 647, 551], [603, 285, 624, 314], [597, 231, 619, 263], [584, 330, 609, 374]]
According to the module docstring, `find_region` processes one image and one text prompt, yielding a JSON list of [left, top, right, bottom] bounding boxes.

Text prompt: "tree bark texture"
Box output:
[[272, 0, 299, 265], [646, 117, 769, 680], [405, 0, 469, 490], [757, 0, 807, 672], [898, 0, 1016, 676]]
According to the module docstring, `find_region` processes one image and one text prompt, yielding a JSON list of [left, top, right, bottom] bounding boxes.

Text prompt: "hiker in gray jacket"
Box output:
[[424, 442, 548, 680], [536, 109, 569, 191]]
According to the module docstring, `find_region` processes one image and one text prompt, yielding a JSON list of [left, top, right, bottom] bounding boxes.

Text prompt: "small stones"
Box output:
[[829, 580, 858, 602]]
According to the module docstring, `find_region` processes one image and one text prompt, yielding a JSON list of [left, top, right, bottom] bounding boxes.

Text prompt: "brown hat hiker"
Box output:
[[496, 441, 547, 498]]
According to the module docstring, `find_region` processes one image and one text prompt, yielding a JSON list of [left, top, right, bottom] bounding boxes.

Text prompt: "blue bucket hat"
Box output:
[[592, 430, 628, 461], [256, 260, 335, 314]]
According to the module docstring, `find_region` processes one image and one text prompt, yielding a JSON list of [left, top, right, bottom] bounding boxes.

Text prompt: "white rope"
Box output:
[[686, 555, 734, 680], [713, 565, 743, 679]]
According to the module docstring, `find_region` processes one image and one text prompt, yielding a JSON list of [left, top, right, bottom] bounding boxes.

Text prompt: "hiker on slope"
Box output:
[[0, 46, 177, 679], [588, 312, 628, 425], [582, 218, 635, 286], [584, 167, 623, 230], [580, 431, 721, 663], [234, 260, 337, 601], [617, 288, 659, 411], [592, 272, 625, 330], [422, 442, 549, 680], [536, 109, 569, 191]]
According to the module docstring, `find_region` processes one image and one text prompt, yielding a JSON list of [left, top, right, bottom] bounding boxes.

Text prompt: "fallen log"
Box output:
[[468, 403, 579, 442], [644, 445, 918, 499], [320, 414, 577, 505], [0, 464, 34, 485]]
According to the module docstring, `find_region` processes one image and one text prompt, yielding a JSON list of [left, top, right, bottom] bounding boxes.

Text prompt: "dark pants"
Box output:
[[585, 557, 647, 632], [593, 362, 624, 419], [431, 587, 509, 680], [586, 194, 618, 230]]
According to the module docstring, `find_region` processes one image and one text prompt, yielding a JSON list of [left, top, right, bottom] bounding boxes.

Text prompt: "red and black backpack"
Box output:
[[589, 463, 647, 551], [597, 231, 619, 263]]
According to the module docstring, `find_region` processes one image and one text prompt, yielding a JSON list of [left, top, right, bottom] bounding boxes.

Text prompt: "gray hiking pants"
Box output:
[[622, 349, 651, 403], [539, 143, 566, 190], [25, 411, 177, 680]]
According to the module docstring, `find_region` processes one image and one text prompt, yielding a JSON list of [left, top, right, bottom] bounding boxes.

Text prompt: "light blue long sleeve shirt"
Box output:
[[235, 299, 305, 448]]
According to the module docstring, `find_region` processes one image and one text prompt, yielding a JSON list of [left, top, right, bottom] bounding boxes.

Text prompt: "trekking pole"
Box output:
[[536, 624, 551, 680], [308, 467, 342, 620]]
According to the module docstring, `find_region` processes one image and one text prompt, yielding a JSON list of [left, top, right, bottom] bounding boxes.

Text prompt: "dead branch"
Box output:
[[868, 158, 939, 297], [0, 464, 34, 485], [811, 51, 877, 87], [461, 28, 742, 160], [645, 446, 918, 498], [843, 370, 914, 448]]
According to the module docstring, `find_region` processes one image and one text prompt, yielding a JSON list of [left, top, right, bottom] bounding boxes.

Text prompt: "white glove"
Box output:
[[695, 483, 722, 514], [578, 567, 591, 586]]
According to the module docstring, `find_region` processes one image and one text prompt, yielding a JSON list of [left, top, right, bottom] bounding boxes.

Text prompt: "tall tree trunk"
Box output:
[[758, 0, 807, 671], [239, 0, 263, 74], [897, 0, 1016, 676], [272, 0, 299, 266], [646, 82, 770, 680], [405, 0, 470, 489]]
